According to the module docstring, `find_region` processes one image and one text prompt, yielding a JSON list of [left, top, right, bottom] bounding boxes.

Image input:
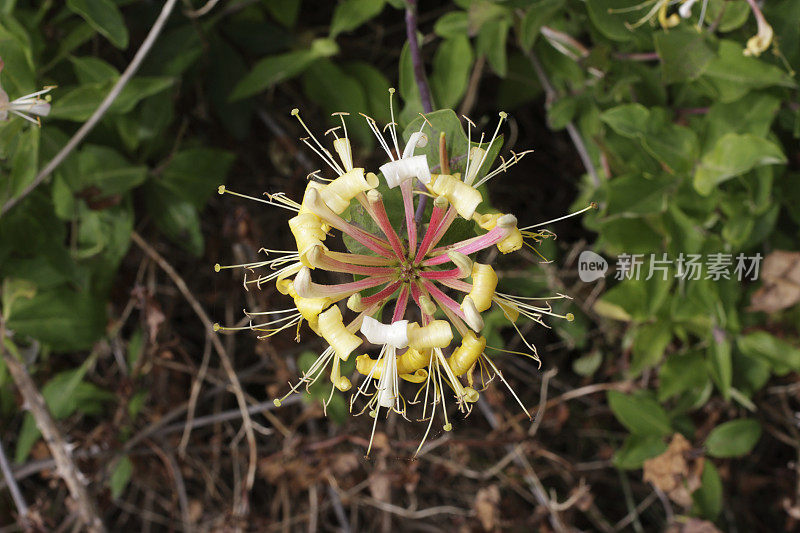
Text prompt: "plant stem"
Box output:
[[406, 0, 434, 226]]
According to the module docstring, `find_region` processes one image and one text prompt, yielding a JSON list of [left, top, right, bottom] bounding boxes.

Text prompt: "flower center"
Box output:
[[397, 260, 419, 283]]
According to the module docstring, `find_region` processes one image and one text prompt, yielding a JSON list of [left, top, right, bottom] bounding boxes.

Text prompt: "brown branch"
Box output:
[[2, 353, 106, 532]]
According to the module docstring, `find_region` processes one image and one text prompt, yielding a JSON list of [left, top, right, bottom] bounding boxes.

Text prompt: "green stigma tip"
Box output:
[[388, 87, 395, 94], [273, 399, 282, 407], [499, 111, 508, 119], [217, 185, 226, 194], [443, 423, 452, 432], [212, 323, 221, 331], [291, 108, 299, 116], [566, 313, 575, 322], [214, 263, 221, 272]]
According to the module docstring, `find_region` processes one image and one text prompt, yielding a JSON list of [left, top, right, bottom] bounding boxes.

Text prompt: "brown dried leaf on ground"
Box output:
[[665, 518, 722, 533], [474, 485, 501, 532], [642, 433, 704, 507], [750, 250, 800, 312]]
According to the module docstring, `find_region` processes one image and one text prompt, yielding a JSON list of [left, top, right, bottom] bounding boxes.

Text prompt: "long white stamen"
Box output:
[[519, 203, 596, 231]]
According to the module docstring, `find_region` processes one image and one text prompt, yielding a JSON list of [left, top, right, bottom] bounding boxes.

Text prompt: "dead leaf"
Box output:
[[750, 250, 800, 312], [642, 433, 704, 507], [474, 485, 501, 532], [665, 518, 722, 533]]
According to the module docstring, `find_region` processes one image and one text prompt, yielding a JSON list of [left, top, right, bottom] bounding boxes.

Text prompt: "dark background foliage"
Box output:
[[0, 0, 798, 531]]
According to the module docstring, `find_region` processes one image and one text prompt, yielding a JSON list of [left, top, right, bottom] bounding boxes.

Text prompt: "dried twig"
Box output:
[[130, 230, 257, 516], [0, 437, 29, 526], [2, 353, 106, 532], [1, 0, 180, 216]]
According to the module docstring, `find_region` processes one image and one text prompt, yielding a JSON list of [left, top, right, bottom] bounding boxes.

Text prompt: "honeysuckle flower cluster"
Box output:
[[0, 59, 53, 125], [216, 94, 590, 455]]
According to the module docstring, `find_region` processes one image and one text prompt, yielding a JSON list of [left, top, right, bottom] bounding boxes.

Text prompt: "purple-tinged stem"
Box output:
[[405, 0, 432, 114], [406, 0, 434, 226]]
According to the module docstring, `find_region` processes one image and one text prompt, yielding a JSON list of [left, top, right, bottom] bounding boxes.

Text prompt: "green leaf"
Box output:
[[265, 0, 301, 28], [146, 184, 204, 257], [630, 321, 671, 376], [703, 40, 796, 102], [0, 20, 35, 95], [572, 351, 602, 377], [601, 104, 650, 138], [5, 287, 105, 352], [707, 338, 732, 400], [434, 11, 468, 38], [301, 59, 372, 147], [658, 350, 709, 402], [586, 0, 649, 42], [654, 29, 714, 84], [612, 434, 667, 469], [14, 356, 113, 462], [330, 0, 385, 37], [703, 93, 780, 152], [69, 56, 118, 84], [604, 174, 675, 218], [693, 461, 723, 519], [4, 126, 39, 204], [547, 97, 576, 131], [50, 77, 174, 122], [230, 50, 320, 101], [66, 0, 128, 49], [403, 109, 502, 182], [77, 145, 147, 196], [607, 390, 672, 436], [693, 133, 786, 195], [519, 0, 565, 51], [737, 331, 800, 375], [430, 36, 473, 109], [110, 456, 133, 499], [342, 62, 392, 123], [158, 148, 235, 210], [476, 17, 509, 77], [705, 418, 761, 457]]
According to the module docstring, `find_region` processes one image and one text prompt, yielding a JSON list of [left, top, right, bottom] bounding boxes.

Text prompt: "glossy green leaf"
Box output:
[[737, 331, 800, 374], [66, 0, 128, 49], [653, 29, 714, 84], [434, 11, 468, 38], [694, 134, 786, 195], [230, 49, 321, 101], [612, 434, 667, 469], [707, 338, 732, 400], [5, 287, 105, 352], [110, 456, 133, 499], [630, 321, 671, 376], [607, 390, 672, 436], [476, 17, 509, 77], [145, 183, 204, 257], [330, 0, 385, 37], [692, 461, 723, 519], [77, 145, 147, 195], [430, 36, 473, 109], [705, 418, 761, 457], [158, 148, 235, 210], [519, 0, 565, 50]]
